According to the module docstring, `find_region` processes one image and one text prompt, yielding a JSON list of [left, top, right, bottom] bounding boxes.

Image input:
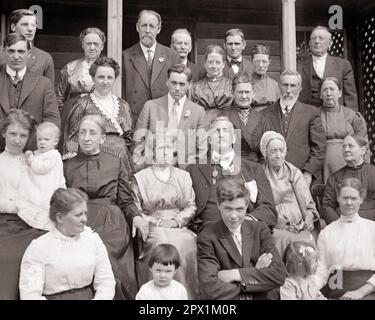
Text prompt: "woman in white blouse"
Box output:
[[19, 188, 115, 300], [314, 178, 375, 299]]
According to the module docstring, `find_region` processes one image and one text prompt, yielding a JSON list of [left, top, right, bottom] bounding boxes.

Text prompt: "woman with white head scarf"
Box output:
[[260, 131, 318, 256]]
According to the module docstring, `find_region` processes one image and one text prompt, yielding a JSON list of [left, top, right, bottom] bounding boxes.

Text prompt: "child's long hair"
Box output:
[[148, 243, 181, 269], [284, 241, 317, 276]]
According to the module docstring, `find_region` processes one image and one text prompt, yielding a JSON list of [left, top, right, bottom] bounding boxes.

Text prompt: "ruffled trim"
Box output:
[[90, 93, 123, 136]]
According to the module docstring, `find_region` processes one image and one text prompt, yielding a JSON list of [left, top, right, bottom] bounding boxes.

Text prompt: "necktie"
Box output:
[[232, 232, 242, 255], [284, 105, 289, 115], [12, 71, 21, 86], [168, 99, 179, 129], [147, 49, 153, 66]]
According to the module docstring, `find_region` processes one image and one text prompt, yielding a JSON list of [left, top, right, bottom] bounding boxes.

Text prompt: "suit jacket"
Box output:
[[122, 42, 180, 125], [186, 60, 204, 83], [262, 101, 326, 179], [222, 106, 271, 162], [0, 46, 55, 86], [133, 95, 209, 170], [223, 56, 253, 80], [197, 219, 286, 300], [0, 68, 60, 151], [298, 55, 358, 111], [187, 158, 277, 231]]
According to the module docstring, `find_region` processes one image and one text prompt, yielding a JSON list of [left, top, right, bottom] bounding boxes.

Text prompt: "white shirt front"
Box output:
[[168, 93, 186, 123], [228, 225, 242, 255], [312, 53, 327, 79], [140, 41, 157, 63], [211, 150, 235, 171], [6, 65, 27, 80], [279, 99, 297, 114], [227, 55, 242, 74]]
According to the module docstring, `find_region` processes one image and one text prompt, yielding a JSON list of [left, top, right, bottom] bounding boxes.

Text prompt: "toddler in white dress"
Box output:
[[136, 243, 188, 300], [280, 241, 326, 300], [17, 122, 66, 231]]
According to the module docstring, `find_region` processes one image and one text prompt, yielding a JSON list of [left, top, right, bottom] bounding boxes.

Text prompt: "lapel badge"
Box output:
[[184, 110, 191, 118], [158, 57, 165, 63]]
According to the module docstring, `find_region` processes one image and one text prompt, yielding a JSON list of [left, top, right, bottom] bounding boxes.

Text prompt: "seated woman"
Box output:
[[322, 134, 375, 223], [320, 77, 368, 182], [249, 43, 280, 111], [19, 188, 115, 300], [189, 45, 233, 122], [314, 178, 375, 300], [132, 135, 198, 299], [260, 131, 318, 256], [63, 114, 147, 300], [221, 72, 271, 162], [63, 56, 133, 181], [0, 109, 47, 299]]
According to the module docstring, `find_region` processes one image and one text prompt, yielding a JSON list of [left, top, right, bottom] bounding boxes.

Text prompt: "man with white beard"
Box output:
[[262, 70, 326, 187]]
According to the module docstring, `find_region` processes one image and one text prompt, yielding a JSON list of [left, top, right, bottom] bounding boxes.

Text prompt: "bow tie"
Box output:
[[230, 59, 241, 66]]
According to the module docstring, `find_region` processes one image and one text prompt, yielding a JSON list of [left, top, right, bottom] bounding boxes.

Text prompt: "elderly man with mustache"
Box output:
[[122, 9, 180, 126]]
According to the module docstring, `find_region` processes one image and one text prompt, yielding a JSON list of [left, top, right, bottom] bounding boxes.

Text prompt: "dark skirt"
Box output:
[[87, 199, 137, 300], [0, 214, 46, 300], [322, 270, 375, 299]]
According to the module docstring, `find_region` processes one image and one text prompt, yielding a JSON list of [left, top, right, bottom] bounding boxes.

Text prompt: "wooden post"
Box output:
[[1, 14, 6, 48], [107, 0, 123, 96], [281, 0, 297, 71]]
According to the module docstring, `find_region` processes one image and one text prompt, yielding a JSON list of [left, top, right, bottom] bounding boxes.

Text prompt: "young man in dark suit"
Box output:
[[0, 33, 60, 151], [223, 28, 253, 80], [197, 178, 286, 300]]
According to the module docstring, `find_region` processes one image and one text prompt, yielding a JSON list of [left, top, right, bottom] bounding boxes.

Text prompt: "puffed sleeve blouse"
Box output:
[[19, 226, 115, 300]]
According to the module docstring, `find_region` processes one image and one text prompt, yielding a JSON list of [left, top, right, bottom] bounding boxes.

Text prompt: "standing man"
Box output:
[[262, 70, 326, 187], [298, 25, 358, 111], [197, 178, 286, 300], [0, 9, 55, 85], [123, 10, 180, 125], [170, 28, 203, 83], [0, 33, 60, 151], [223, 28, 253, 80], [133, 64, 208, 171]]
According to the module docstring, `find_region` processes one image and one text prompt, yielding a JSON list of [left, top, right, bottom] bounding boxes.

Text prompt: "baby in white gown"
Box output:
[[16, 122, 66, 230]]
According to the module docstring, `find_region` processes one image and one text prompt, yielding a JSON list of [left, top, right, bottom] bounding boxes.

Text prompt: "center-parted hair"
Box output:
[[89, 56, 120, 78], [79, 27, 106, 44], [204, 45, 226, 63], [0, 109, 36, 135], [250, 43, 271, 59], [49, 188, 88, 223], [216, 178, 250, 205], [78, 113, 107, 135], [148, 243, 181, 269], [167, 64, 192, 82], [232, 72, 252, 92], [284, 241, 317, 276], [336, 177, 367, 201]]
